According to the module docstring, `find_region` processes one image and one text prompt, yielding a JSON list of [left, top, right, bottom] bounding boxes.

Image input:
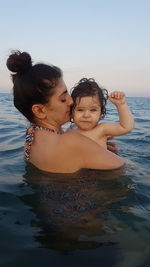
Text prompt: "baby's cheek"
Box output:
[[73, 113, 79, 121]]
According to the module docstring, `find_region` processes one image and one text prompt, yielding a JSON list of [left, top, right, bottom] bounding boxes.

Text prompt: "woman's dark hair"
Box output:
[[71, 78, 108, 119], [6, 50, 62, 122]]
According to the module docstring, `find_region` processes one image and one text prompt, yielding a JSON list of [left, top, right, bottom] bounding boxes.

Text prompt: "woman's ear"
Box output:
[[32, 104, 47, 120]]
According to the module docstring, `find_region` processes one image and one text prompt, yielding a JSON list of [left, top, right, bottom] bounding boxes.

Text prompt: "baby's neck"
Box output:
[[76, 126, 94, 133]]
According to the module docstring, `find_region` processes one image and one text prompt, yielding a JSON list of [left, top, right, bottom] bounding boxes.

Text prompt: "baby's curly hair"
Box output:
[[71, 78, 108, 119]]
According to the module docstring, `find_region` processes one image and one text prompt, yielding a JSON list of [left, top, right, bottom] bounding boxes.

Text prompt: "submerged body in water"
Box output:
[[23, 162, 130, 250]]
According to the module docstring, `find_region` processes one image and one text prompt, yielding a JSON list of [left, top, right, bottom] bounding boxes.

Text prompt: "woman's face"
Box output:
[[44, 78, 73, 127]]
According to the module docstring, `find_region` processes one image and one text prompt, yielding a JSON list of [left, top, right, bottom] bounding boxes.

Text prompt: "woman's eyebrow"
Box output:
[[59, 90, 68, 97]]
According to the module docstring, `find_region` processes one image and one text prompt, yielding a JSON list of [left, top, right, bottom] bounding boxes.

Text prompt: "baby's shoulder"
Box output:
[[93, 122, 111, 136], [97, 121, 112, 128], [95, 122, 108, 130]]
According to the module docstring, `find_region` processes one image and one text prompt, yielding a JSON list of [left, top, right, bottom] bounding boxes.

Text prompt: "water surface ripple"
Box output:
[[0, 93, 150, 267]]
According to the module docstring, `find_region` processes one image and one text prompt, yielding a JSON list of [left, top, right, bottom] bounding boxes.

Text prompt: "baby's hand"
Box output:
[[108, 91, 126, 106]]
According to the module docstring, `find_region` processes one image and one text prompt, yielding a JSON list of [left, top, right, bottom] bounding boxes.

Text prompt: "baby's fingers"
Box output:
[[110, 91, 125, 99]]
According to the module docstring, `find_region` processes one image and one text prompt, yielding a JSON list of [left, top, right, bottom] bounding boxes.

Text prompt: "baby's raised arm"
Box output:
[[101, 91, 134, 137]]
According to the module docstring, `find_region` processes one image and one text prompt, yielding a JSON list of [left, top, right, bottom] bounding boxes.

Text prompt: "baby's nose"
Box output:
[[83, 110, 90, 117]]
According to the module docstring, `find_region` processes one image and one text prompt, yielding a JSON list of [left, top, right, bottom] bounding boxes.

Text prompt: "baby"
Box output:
[[70, 78, 134, 149]]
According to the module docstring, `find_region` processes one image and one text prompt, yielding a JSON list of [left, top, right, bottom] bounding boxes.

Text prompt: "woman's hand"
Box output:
[[107, 136, 120, 152]]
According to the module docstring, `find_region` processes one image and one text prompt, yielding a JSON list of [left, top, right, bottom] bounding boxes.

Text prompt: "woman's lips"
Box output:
[[66, 110, 71, 115]]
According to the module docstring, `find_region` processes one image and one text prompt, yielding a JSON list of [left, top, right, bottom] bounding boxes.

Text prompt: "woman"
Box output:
[[6, 51, 124, 173]]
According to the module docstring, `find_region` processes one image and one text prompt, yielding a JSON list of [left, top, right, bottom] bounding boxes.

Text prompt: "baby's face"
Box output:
[[73, 95, 101, 131]]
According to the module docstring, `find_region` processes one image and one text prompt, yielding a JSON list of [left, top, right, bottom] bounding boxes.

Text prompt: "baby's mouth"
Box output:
[[80, 121, 91, 123]]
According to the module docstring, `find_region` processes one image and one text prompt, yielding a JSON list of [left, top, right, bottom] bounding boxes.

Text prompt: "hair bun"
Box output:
[[6, 50, 32, 74]]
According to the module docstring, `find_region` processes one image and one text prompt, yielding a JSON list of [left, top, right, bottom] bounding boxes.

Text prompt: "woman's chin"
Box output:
[[63, 115, 71, 124]]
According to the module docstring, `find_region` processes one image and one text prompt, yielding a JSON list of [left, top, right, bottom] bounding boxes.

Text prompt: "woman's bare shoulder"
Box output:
[[30, 127, 124, 173], [60, 130, 86, 143]]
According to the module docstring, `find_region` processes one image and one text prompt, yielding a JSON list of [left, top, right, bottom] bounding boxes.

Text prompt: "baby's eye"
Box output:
[[76, 108, 84, 112], [90, 109, 97, 112]]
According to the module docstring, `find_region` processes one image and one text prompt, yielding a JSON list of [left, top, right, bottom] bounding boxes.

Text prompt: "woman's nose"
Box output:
[[67, 95, 73, 106]]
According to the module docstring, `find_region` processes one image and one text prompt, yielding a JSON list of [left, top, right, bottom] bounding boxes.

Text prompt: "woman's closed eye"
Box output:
[[61, 98, 67, 103]]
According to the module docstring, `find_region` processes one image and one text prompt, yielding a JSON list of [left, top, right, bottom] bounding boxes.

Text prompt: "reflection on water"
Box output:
[[21, 163, 130, 251]]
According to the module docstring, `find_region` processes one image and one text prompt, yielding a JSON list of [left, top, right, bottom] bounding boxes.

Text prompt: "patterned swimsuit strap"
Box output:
[[25, 125, 62, 161]]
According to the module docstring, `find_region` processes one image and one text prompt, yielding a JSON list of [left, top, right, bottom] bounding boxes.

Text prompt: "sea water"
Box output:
[[0, 93, 150, 267]]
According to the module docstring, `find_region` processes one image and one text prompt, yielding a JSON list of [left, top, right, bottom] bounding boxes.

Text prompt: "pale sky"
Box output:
[[0, 0, 150, 96]]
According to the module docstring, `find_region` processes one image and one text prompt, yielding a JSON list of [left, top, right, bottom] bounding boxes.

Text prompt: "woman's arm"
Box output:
[[63, 132, 125, 171]]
